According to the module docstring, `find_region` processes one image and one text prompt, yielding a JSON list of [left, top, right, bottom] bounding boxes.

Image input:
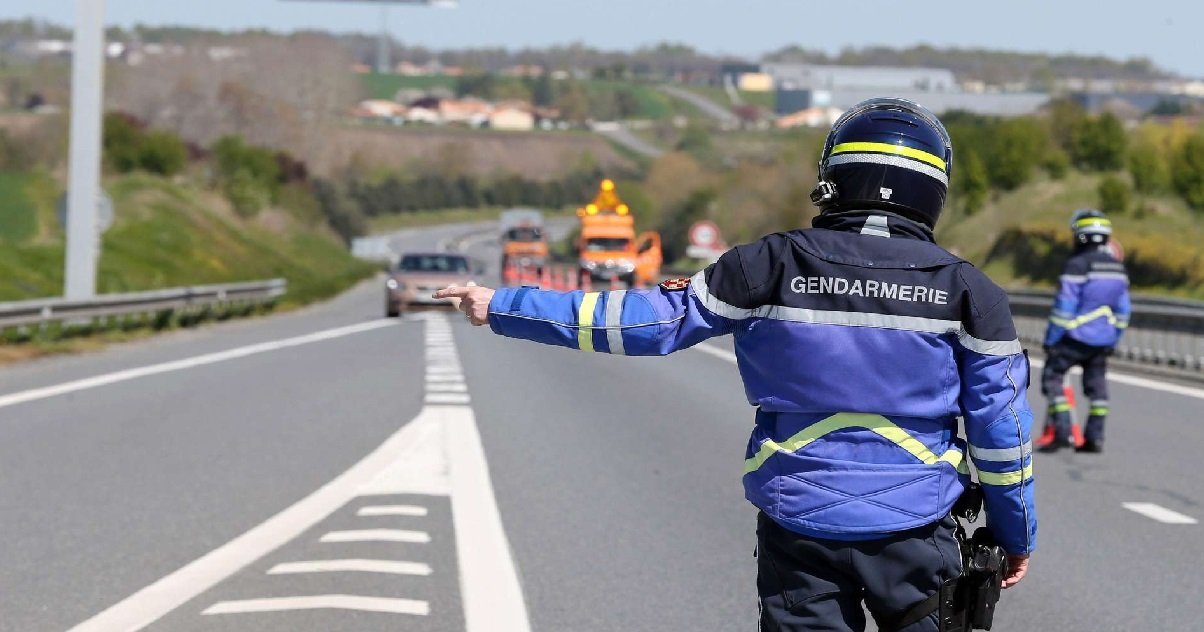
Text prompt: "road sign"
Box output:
[[689, 220, 721, 248], [57, 190, 114, 234]]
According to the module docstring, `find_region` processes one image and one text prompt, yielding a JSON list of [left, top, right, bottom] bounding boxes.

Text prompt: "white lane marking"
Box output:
[[267, 559, 432, 576], [203, 595, 429, 616], [426, 374, 466, 383], [320, 529, 431, 544], [426, 393, 471, 404], [426, 366, 463, 374], [0, 320, 396, 411], [68, 406, 444, 631], [358, 504, 429, 517], [444, 400, 533, 631], [1122, 502, 1199, 524], [427, 382, 469, 393], [694, 342, 738, 364]]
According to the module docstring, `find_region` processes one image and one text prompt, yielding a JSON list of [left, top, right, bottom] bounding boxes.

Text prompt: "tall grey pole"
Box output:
[[64, 0, 106, 300], [376, 4, 390, 74]]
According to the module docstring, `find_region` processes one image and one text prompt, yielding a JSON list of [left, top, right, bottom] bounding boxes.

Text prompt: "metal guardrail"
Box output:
[[0, 279, 287, 329], [1008, 289, 1204, 372]]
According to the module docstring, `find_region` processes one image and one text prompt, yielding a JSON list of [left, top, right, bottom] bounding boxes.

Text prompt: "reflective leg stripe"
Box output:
[[1089, 401, 1110, 416], [969, 441, 1033, 462], [1050, 402, 1072, 413], [744, 412, 965, 474], [605, 290, 626, 356], [577, 292, 600, 352], [1050, 306, 1117, 330], [978, 464, 1035, 486]]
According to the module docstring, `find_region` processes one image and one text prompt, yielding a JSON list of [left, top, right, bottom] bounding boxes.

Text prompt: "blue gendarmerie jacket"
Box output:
[[1044, 246, 1131, 349], [487, 211, 1037, 555]]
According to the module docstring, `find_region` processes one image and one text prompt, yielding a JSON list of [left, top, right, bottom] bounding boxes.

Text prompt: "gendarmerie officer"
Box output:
[[438, 97, 1036, 631]]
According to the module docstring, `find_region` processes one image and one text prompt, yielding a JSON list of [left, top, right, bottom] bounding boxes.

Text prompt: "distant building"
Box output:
[[776, 106, 845, 129], [764, 63, 1048, 117], [738, 72, 774, 92], [490, 105, 535, 131], [439, 98, 491, 127]]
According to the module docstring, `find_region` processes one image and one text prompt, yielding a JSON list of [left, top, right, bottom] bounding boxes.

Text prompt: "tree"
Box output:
[[138, 131, 187, 176], [1171, 134, 1204, 211], [956, 150, 990, 214], [529, 73, 554, 107], [983, 117, 1046, 190], [1069, 113, 1127, 171], [1097, 175, 1130, 214]]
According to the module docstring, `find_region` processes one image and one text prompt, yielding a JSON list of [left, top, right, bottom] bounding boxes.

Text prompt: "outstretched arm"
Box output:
[[434, 247, 759, 355]]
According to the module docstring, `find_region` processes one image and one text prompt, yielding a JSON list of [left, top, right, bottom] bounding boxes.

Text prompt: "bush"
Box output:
[[983, 117, 1046, 190], [102, 112, 187, 176], [138, 131, 187, 176], [1129, 141, 1168, 193], [1043, 148, 1070, 180], [1097, 175, 1130, 214], [955, 149, 990, 214], [212, 136, 282, 216]]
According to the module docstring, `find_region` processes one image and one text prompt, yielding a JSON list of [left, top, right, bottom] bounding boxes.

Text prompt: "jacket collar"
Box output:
[[812, 210, 935, 243]]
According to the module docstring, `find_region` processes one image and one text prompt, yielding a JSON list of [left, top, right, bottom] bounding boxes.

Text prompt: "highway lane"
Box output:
[[2, 220, 1203, 630]]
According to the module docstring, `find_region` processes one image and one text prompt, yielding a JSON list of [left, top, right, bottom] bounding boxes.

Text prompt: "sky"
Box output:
[[6, 0, 1203, 77]]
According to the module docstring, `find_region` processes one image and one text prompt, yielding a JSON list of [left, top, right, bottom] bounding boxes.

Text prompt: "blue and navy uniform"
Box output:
[[488, 210, 1037, 560], [1042, 246, 1131, 444]]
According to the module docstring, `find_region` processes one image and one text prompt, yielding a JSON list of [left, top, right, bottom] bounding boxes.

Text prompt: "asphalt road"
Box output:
[[2, 221, 1203, 631]]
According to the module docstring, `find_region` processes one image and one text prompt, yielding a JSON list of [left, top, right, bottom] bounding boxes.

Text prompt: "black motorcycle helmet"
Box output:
[[811, 97, 953, 229], [1070, 208, 1112, 246]]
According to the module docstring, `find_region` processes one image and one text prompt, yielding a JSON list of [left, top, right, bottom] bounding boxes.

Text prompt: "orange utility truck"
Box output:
[[576, 180, 662, 287], [499, 208, 549, 275]]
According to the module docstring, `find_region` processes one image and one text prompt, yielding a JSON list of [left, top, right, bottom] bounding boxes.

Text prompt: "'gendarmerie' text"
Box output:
[[789, 276, 949, 305]]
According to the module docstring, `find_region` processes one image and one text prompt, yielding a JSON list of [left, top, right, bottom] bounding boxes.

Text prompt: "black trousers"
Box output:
[[757, 513, 962, 632], [1041, 339, 1110, 443]]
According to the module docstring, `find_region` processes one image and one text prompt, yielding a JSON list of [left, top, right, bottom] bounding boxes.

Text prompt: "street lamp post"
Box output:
[[64, 0, 106, 300], [282, 0, 458, 76]]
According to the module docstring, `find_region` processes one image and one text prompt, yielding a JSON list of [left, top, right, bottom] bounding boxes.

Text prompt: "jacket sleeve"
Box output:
[[956, 270, 1038, 556], [486, 250, 747, 356], [1043, 257, 1087, 347], [1114, 274, 1132, 340]]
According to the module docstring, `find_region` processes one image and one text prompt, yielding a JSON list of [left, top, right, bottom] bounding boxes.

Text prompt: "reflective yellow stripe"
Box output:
[[979, 464, 1034, 486], [831, 142, 947, 171], [1090, 407, 1109, 416], [1050, 403, 1071, 413], [1051, 305, 1116, 330], [577, 292, 600, 352], [1074, 217, 1112, 229], [743, 412, 964, 474]]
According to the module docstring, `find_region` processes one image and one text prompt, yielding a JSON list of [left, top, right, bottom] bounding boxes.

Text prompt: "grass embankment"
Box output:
[[0, 171, 376, 305], [938, 171, 1204, 298]]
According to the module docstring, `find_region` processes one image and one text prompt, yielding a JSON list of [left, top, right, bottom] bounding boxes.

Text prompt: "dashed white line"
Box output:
[[358, 504, 429, 517], [426, 374, 466, 382], [426, 393, 472, 405], [427, 382, 469, 393], [1122, 502, 1199, 524], [320, 529, 431, 544], [267, 559, 432, 576], [0, 320, 396, 411], [203, 595, 430, 616]]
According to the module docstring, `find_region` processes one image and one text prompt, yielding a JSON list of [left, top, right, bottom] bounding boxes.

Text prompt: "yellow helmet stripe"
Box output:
[[831, 142, 947, 172], [1074, 218, 1112, 229]]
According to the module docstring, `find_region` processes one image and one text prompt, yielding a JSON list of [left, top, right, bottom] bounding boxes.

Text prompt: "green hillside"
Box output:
[[938, 171, 1204, 298], [0, 171, 375, 304]]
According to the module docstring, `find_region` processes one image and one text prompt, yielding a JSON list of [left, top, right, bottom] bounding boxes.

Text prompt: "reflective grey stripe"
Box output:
[[970, 441, 1033, 462], [762, 305, 961, 334], [696, 271, 1021, 356], [958, 332, 1023, 356], [826, 152, 949, 186], [605, 290, 627, 355], [690, 271, 757, 320], [1087, 272, 1129, 282], [1090, 399, 1109, 407], [1060, 274, 1087, 284], [860, 215, 890, 238]]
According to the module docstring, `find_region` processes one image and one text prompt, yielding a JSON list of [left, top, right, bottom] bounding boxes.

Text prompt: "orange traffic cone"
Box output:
[[540, 265, 553, 289], [565, 268, 577, 291], [580, 270, 592, 292], [503, 261, 517, 287], [1036, 382, 1084, 448]]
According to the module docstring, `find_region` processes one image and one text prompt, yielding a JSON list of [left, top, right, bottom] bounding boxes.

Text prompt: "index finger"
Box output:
[[433, 286, 471, 299]]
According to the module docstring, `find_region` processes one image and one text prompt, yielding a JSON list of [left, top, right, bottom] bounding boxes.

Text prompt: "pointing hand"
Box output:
[[433, 282, 495, 326]]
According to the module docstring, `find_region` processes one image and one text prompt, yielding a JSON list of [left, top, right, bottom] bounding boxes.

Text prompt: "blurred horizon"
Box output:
[[4, 0, 1203, 78]]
